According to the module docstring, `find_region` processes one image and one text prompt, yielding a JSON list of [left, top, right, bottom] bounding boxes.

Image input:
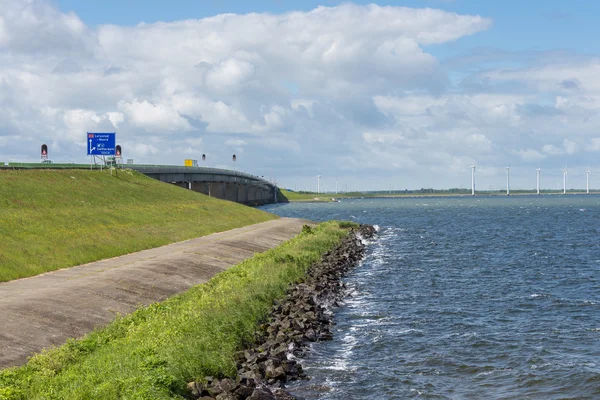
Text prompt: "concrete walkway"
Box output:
[[0, 218, 310, 369]]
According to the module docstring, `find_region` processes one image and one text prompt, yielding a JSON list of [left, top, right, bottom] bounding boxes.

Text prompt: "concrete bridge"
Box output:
[[129, 165, 279, 205], [1, 163, 281, 205]]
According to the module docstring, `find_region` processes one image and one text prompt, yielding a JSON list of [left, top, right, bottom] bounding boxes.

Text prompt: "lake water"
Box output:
[[260, 196, 600, 399]]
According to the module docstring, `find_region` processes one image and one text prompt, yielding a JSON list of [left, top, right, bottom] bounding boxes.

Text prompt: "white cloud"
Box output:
[[563, 138, 578, 155], [63, 109, 119, 140], [4, 0, 600, 189], [119, 100, 192, 133], [590, 138, 600, 151], [132, 142, 159, 156], [0, 16, 8, 46], [205, 58, 256, 92], [106, 112, 124, 128], [515, 148, 546, 162], [225, 138, 247, 146], [542, 144, 563, 155], [0, 0, 92, 55]]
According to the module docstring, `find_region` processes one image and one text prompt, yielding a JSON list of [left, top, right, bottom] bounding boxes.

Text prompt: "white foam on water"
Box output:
[[475, 367, 513, 377], [397, 328, 423, 335]]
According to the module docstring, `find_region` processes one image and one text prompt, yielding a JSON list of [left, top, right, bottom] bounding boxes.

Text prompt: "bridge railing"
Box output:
[[129, 165, 274, 186], [1, 162, 275, 187]]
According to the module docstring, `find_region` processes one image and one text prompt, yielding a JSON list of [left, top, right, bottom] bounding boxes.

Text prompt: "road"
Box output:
[[0, 218, 310, 369]]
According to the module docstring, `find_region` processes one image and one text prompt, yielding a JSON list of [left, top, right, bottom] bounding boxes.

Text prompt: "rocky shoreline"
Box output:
[[186, 224, 376, 400]]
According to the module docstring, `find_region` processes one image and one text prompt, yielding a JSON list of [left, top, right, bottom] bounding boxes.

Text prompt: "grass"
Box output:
[[0, 221, 350, 400], [0, 169, 275, 282], [279, 189, 335, 202]]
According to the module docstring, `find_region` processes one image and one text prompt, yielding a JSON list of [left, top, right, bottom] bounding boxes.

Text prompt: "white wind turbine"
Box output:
[[536, 168, 541, 195], [471, 165, 476, 196], [586, 167, 591, 194], [506, 165, 511, 196], [562, 166, 567, 194], [316, 175, 321, 194]]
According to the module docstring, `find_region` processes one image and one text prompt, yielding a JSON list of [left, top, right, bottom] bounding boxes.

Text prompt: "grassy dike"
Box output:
[[0, 169, 275, 282], [0, 221, 350, 400], [279, 189, 335, 202]]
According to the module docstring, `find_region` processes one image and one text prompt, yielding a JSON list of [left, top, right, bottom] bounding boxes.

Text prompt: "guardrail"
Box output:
[[129, 165, 271, 184], [0, 162, 274, 187]]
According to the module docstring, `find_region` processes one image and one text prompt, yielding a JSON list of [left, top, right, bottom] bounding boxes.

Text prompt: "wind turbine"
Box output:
[[586, 167, 591, 194], [506, 165, 511, 196], [471, 165, 476, 196], [536, 168, 541, 195], [563, 166, 568, 194], [335, 179, 339, 194], [316, 175, 321, 194]]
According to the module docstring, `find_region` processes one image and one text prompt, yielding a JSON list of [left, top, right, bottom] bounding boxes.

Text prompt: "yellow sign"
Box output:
[[184, 159, 197, 167]]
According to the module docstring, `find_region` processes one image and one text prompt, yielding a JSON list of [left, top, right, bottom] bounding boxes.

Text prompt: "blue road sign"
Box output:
[[87, 133, 116, 156]]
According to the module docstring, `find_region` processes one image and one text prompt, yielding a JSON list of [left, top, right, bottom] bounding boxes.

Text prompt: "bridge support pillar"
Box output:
[[247, 186, 256, 204], [225, 183, 238, 202], [238, 184, 249, 204], [191, 182, 210, 195]]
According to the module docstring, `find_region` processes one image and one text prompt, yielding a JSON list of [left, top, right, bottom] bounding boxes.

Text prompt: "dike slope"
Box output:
[[0, 169, 275, 282], [0, 217, 309, 369]]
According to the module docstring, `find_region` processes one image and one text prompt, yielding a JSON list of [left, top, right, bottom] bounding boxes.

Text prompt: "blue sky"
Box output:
[[55, 0, 597, 54], [3, 0, 600, 190]]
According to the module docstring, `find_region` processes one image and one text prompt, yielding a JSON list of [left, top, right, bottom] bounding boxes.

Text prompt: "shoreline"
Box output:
[[283, 191, 600, 202], [0, 218, 309, 370], [186, 224, 377, 400], [0, 221, 358, 399]]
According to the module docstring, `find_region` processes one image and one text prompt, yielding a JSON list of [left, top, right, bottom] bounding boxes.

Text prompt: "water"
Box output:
[[260, 196, 600, 399]]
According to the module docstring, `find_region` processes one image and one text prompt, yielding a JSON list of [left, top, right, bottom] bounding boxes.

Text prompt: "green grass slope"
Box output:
[[0, 169, 276, 282], [0, 221, 349, 400], [279, 189, 334, 202]]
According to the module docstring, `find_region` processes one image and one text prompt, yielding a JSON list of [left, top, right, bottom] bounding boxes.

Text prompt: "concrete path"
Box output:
[[0, 217, 310, 369]]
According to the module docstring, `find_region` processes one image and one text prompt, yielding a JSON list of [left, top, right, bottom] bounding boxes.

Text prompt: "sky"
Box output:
[[1, 1, 600, 191]]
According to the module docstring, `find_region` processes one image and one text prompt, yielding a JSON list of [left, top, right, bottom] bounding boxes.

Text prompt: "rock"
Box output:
[[265, 365, 286, 381], [206, 381, 224, 397], [186, 381, 204, 398], [234, 385, 255, 399], [219, 378, 238, 393], [215, 393, 237, 400], [273, 389, 302, 400], [248, 388, 277, 400], [275, 331, 287, 343], [223, 226, 375, 399]]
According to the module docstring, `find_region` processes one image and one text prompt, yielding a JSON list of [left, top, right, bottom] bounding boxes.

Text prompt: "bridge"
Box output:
[[129, 165, 279, 205], [1, 163, 281, 205]]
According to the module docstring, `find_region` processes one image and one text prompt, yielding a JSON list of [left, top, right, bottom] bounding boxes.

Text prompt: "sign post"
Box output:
[[87, 133, 116, 171]]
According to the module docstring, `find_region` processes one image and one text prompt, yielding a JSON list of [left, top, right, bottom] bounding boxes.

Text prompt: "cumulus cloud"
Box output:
[[515, 148, 546, 162], [119, 100, 193, 133], [0, 0, 92, 57], [1, 0, 598, 188], [225, 139, 247, 146]]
